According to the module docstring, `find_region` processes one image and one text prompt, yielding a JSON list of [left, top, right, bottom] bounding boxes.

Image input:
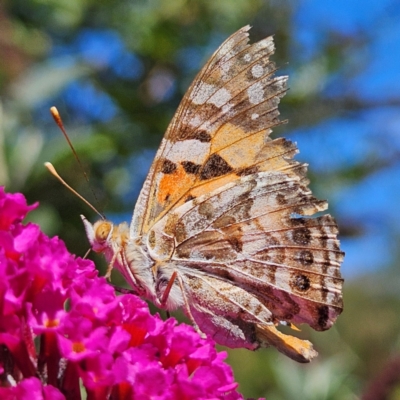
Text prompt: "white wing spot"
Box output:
[[164, 139, 210, 164], [191, 82, 216, 105], [247, 82, 264, 105], [221, 60, 232, 74], [188, 115, 202, 128], [208, 88, 232, 107], [251, 64, 264, 78], [244, 54, 251, 62], [251, 113, 259, 120]]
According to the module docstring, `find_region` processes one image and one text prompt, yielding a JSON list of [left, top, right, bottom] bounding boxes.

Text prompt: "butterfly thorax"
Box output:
[[81, 216, 184, 310], [81, 217, 152, 293]]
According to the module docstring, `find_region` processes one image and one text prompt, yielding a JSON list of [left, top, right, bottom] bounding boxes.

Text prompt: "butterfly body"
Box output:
[[82, 26, 344, 363]]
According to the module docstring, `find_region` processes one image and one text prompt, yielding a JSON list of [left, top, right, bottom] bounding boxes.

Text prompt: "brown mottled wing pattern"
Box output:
[[130, 26, 344, 359], [152, 171, 344, 333], [132, 25, 298, 237]]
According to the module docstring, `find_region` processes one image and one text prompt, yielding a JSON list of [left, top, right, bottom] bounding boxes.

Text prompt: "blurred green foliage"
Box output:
[[1, 0, 400, 398]]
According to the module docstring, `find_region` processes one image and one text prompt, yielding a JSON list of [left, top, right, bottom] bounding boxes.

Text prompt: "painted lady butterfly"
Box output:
[[82, 26, 344, 362]]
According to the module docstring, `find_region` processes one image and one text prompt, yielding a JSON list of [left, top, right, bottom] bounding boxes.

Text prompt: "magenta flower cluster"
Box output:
[[0, 187, 244, 399]]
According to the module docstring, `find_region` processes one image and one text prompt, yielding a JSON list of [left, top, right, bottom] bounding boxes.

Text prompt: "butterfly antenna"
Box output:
[[50, 106, 103, 210], [45, 162, 105, 220]]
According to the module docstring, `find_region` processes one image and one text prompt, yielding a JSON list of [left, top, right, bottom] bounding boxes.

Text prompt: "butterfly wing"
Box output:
[[148, 169, 343, 361], [130, 26, 344, 361], [153, 170, 343, 327], [131, 25, 298, 237]]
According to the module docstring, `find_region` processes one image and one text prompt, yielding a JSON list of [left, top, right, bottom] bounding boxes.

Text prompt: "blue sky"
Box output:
[[290, 0, 400, 277]]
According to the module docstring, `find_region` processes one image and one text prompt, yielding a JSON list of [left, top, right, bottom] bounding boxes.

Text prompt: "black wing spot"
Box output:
[[200, 154, 233, 180], [293, 274, 311, 291], [181, 161, 201, 175], [236, 165, 259, 176], [161, 159, 177, 174], [193, 130, 212, 142], [292, 227, 312, 245], [181, 129, 212, 142]]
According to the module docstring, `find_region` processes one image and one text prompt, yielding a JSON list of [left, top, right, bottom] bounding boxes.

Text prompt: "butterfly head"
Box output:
[[81, 215, 114, 253], [81, 215, 155, 298], [81, 215, 130, 260]]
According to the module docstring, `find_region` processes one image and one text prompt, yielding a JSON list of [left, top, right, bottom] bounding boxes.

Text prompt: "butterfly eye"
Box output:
[[94, 222, 112, 243]]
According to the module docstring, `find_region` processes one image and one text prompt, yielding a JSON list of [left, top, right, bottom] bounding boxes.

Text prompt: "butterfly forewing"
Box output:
[[132, 26, 297, 237]]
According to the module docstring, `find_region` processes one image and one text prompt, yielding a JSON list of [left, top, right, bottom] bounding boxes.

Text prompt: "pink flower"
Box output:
[[0, 187, 244, 399]]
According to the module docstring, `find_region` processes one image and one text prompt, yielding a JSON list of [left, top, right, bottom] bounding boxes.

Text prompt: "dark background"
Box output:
[[1, 1, 400, 398]]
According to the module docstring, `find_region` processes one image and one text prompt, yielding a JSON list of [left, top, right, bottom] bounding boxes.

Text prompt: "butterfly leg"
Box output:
[[159, 271, 184, 319], [105, 251, 118, 280], [160, 271, 178, 306], [105, 246, 125, 280]]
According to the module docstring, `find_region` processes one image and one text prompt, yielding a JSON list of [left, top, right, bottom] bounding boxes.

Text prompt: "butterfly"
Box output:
[[82, 26, 344, 363]]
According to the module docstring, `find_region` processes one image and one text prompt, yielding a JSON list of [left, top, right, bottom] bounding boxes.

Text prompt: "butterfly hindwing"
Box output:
[[149, 170, 343, 334]]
